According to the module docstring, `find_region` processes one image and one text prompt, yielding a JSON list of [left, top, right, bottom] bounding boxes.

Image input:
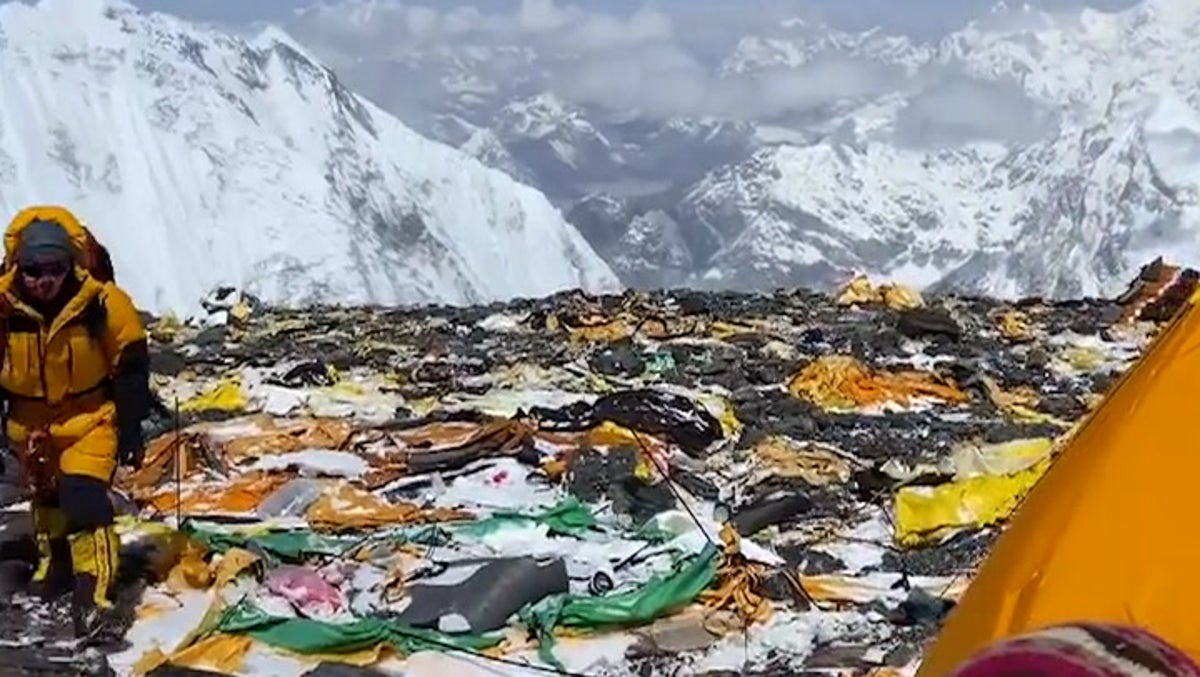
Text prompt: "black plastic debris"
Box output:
[[588, 340, 645, 378], [149, 347, 188, 376], [895, 307, 961, 341], [571, 448, 677, 524], [395, 557, 569, 633], [268, 360, 334, 388], [732, 491, 813, 535], [592, 389, 723, 457], [886, 587, 955, 627]]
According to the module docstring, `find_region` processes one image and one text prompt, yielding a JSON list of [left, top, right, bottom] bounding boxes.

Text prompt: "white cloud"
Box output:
[[282, 0, 1058, 136], [893, 71, 1060, 147]]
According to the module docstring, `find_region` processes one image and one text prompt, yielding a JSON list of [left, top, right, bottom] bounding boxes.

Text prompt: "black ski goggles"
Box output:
[[20, 260, 70, 279]]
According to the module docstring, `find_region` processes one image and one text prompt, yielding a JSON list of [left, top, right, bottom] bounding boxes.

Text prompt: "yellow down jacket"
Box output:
[[0, 206, 148, 482]]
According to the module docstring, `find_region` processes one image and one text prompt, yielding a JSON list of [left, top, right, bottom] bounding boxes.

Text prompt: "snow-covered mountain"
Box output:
[[283, 0, 1200, 301], [545, 0, 1200, 299], [0, 0, 618, 315]]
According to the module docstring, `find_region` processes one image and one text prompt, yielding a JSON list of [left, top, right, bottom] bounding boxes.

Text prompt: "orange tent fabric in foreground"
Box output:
[[917, 294, 1200, 677]]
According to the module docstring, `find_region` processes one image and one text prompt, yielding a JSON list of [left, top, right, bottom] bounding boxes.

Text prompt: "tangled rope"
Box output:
[[697, 524, 773, 626]]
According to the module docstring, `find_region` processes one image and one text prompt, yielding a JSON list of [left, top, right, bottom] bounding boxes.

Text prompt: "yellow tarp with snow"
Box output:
[[917, 292, 1200, 676], [893, 455, 1050, 548]]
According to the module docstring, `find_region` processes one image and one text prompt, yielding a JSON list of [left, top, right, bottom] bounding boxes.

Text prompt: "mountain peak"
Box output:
[[0, 1, 618, 314], [251, 24, 317, 62]]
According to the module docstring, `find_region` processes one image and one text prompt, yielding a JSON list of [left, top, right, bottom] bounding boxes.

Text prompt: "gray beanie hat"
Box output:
[[17, 220, 73, 265]]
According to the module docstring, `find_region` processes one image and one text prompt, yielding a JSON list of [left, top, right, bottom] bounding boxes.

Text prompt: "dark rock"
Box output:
[[192, 325, 227, 347], [589, 341, 644, 378], [148, 347, 187, 376], [895, 307, 962, 340], [777, 545, 846, 575]]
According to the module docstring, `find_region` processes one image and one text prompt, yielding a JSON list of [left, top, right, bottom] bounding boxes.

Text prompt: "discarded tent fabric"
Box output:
[[180, 522, 433, 564], [305, 484, 472, 532], [892, 456, 1050, 548]]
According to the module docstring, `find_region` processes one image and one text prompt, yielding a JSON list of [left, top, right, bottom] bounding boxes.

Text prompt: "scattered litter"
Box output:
[[0, 276, 1170, 675]]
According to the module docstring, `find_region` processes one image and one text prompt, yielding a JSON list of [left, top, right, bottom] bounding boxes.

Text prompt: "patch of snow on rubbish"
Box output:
[[692, 610, 872, 673], [401, 632, 637, 676], [431, 458, 563, 510], [306, 386, 404, 422], [107, 589, 215, 675], [476, 312, 530, 332], [253, 385, 309, 416], [442, 388, 597, 418], [248, 450, 370, 478], [811, 511, 891, 574]]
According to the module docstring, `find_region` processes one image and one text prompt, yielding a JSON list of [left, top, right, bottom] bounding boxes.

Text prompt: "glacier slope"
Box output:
[[0, 0, 618, 315]]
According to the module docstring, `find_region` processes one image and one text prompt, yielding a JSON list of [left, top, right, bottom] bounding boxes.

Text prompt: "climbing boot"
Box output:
[[29, 507, 72, 600], [67, 525, 120, 639]]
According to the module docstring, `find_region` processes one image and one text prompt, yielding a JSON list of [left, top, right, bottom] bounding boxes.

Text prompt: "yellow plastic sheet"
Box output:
[[917, 295, 1200, 675], [948, 437, 1054, 481], [181, 378, 248, 414], [893, 456, 1051, 548], [166, 543, 212, 592], [995, 309, 1032, 341], [836, 275, 924, 310], [788, 355, 968, 410], [134, 633, 253, 676], [165, 543, 265, 594]]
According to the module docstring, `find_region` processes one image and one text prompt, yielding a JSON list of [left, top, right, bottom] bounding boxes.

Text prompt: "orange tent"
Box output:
[[916, 293, 1200, 676]]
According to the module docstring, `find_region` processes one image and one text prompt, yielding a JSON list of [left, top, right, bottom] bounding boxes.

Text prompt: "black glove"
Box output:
[[117, 422, 144, 469], [112, 340, 151, 470]]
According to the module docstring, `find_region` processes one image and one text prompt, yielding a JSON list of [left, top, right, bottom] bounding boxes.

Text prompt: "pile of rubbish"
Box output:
[[0, 266, 1190, 676]]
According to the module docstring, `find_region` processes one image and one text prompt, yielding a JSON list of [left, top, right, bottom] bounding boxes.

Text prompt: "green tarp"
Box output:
[[182, 522, 448, 563], [210, 545, 720, 669], [520, 543, 722, 668], [182, 497, 594, 564], [191, 499, 718, 670], [451, 496, 597, 538], [216, 599, 501, 655]]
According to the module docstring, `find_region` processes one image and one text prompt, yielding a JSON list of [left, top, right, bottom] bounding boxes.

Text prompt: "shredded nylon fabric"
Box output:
[[788, 355, 969, 410], [697, 526, 773, 625]]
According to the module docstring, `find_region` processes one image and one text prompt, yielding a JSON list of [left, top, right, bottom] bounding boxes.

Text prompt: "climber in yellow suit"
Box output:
[[0, 206, 149, 639]]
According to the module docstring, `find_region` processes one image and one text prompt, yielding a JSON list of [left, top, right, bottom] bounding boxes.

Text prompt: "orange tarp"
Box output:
[[916, 295, 1200, 676], [788, 355, 968, 410], [305, 483, 472, 532], [147, 475, 288, 515]]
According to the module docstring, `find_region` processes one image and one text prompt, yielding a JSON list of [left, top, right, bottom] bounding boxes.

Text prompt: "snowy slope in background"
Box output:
[[601, 0, 1200, 299], [280, 0, 1200, 301], [0, 0, 618, 315]]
